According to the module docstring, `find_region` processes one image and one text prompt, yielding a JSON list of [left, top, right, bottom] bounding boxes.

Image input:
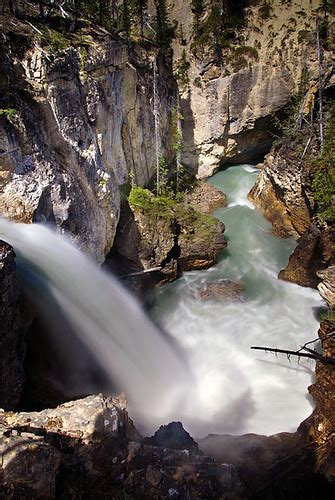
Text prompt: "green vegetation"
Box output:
[[3, 0, 176, 55], [154, 0, 175, 51], [174, 50, 190, 86], [193, 77, 203, 89], [190, 0, 248, 60], [0, 108, 17, 119], [228, 45, 259, 71], [312, 100, 335, 225], [128, 184, 218, 241], [170, 106, 182, 153], [43, 30, 71, 53], [259, 1, 272, 20], [129, 185, 180, 214]]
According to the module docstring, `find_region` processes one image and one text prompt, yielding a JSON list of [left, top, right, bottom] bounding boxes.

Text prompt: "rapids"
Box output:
[[0, 164, 324, 437], [151, 165, 324, 437]]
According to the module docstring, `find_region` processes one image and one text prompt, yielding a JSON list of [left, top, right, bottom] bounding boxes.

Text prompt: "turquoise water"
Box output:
[[152, 165, 324, 437]]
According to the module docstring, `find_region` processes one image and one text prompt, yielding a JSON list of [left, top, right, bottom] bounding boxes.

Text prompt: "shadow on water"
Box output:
[[17, 257, 117, 411]]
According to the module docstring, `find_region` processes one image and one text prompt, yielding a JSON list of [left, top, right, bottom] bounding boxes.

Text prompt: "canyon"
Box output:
[[0, 0, 334, 498]]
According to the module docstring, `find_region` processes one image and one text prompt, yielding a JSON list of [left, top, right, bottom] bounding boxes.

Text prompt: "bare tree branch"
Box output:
[[250, 346, 335, 366]]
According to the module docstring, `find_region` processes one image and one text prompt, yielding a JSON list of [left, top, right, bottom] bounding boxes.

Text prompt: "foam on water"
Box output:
[[0, 164, 324, 437], [151, 165, 324, 437], [0, 217, 191, 422]]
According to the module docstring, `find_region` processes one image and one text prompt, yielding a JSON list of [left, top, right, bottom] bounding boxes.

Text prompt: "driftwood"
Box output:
[[251, 331, 335, 366], [251, 346, 335, 365]]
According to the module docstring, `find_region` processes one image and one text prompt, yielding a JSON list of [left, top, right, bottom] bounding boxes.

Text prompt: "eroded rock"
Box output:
[[190, 279, 244, 302], [0, 395, 246, 499], [279, 226, 333, 288], [0, 28, 175, 262], [130, 199, 227, 284], [186, 182, 227, 214], [0, 242, 33, 410]]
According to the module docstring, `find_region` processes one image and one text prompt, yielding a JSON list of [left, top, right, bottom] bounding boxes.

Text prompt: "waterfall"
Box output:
[[152, 58, 161, 193], [0, 217, 192, 426]]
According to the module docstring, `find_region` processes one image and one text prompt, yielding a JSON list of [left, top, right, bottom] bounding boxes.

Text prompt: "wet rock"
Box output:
[[303, 318, 335, 487], [143, 421, 200, 455], [0, 242, 33, 410], [0, 395, 246, 499], [279, 226, 333, 288], [199, 430, 334, 498], [317, 266, 335, 307], [190, 279, 244, 302], [249, 152, 312, 238], [130, 200, 227, 284], [186, 182, 227, 214]]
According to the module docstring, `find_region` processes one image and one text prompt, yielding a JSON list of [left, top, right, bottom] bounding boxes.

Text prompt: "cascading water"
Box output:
[[0, 217, 191, 424], [0, 165, 324, 437], [152, 58, 161, 192], [151, 165, 325, 437]]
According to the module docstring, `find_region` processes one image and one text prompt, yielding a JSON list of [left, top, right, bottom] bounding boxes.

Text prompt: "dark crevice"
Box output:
[[160, 219, 182, 278]]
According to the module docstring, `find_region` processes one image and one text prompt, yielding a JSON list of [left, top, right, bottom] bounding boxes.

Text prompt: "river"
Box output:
[[151, 165, 324, 437]]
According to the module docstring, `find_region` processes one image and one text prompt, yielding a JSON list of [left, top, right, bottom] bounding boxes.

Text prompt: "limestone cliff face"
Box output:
[[163, 0, 329, 177], [0, 28, 175, 261]]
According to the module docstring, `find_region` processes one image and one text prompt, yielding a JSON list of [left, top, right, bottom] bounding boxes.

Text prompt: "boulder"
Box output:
[[190, 279, 244, 302], [0, 394, 245, 499], [278, 226, 333, 288], [186, 182, 227, 214]]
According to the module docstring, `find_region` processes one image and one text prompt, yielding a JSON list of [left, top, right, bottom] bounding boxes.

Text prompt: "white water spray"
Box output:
[[152, 165, 325, 437], [152, 58, 161, 193], [0, 165, 324, 437], [0, 217, 191, 424]]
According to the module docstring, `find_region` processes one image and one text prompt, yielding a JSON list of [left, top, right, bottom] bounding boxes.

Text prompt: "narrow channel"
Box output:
[[152, 165, 324, 437]]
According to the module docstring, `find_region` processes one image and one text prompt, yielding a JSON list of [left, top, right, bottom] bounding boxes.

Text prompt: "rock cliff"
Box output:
[[0, 20, 175, 262], [163, 0, 331, 177], [0, 242, 33, 410]]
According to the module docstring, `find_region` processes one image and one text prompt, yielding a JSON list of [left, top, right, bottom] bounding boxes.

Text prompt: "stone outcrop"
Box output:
[[199, 430, 334, 498], [185, 182, 227, 214], [143, 421, 200, 455], [278, 226, 333, 288], [249, 150, 313, 239], [164, 0, 334, 177], [0, 22, 175, 262], [0, 242, 32, 410], [130, 195, 227, 284], [0, 394, 245, 499], [317, 266, 335, 307], [190, 279, 244, 302]]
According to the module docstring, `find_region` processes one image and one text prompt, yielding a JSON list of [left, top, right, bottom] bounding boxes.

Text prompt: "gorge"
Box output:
[[0, 0, 334, 498]]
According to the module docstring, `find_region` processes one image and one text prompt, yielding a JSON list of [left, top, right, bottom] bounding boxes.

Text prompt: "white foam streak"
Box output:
[[0, 217, 191, 421], [152, 165, 324, 436]]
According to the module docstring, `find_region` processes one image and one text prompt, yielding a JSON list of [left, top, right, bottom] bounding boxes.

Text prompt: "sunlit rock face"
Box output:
[[0, 394, 245, 498], [162, 0, 330, 178], [0, 35, 174, 262]]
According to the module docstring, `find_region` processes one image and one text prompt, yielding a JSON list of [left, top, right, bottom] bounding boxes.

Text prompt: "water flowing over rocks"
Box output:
[[190, 279, 244, 303]]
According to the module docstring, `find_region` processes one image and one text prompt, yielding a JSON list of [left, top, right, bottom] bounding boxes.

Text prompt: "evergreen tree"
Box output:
[[155, 0, 174, 51]]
